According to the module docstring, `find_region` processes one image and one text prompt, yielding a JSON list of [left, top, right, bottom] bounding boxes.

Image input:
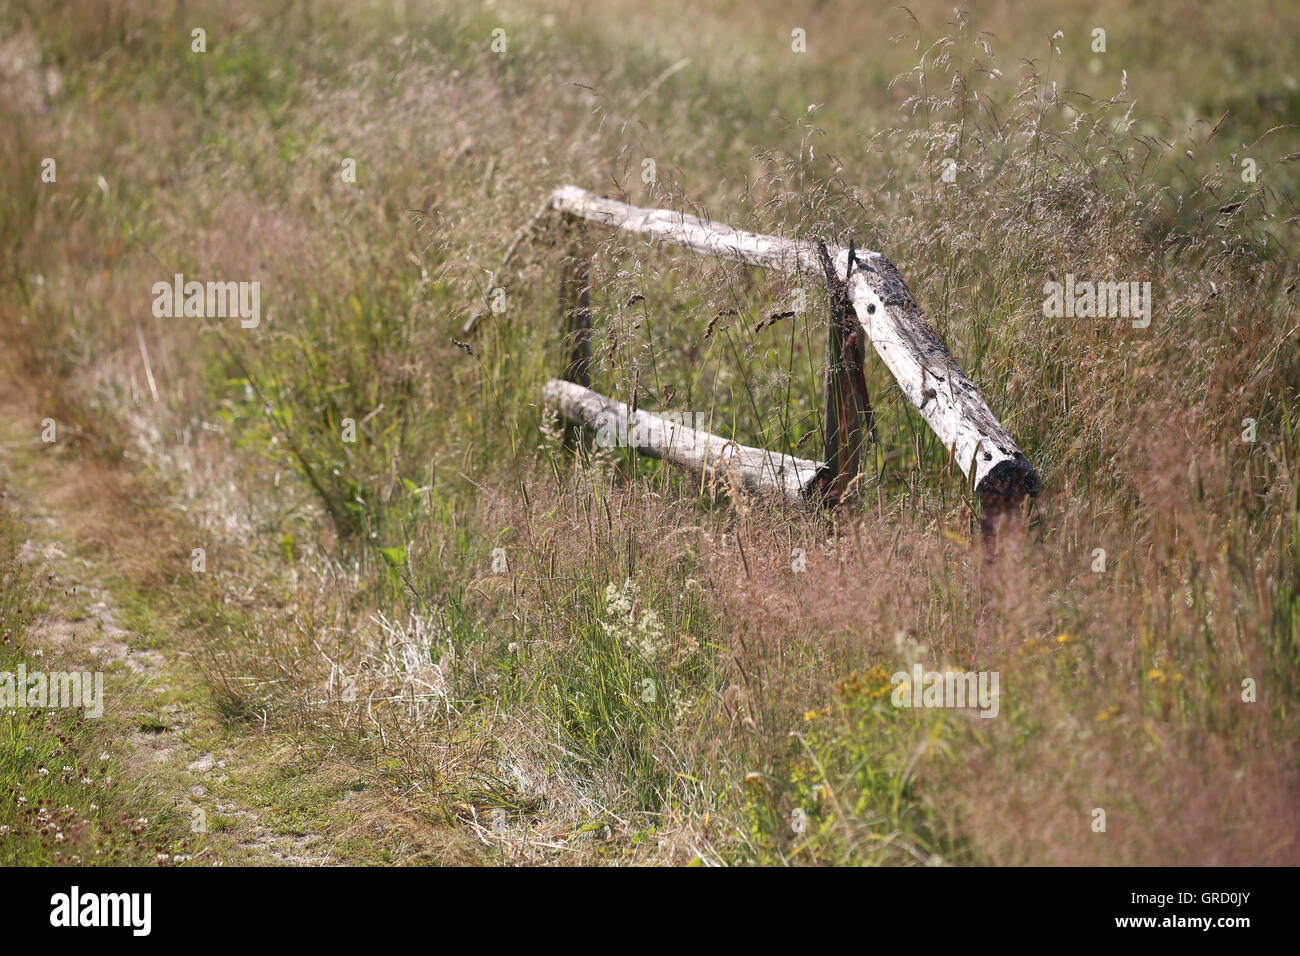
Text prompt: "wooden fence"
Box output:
[[483, 185, 1041, 535]]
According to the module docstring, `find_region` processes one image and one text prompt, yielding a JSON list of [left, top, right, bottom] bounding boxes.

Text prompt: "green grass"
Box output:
[[0, 506, 195, 865]]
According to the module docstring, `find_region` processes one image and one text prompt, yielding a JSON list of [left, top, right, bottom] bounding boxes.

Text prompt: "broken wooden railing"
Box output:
[[529, 185, 1040, 531], [543, 379, 821, 502]]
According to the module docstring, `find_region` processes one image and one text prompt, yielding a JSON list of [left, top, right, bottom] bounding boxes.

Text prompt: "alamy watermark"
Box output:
[[891, 664, 999, 718], [1, 664, 104, 718], [152, 273, 260, 328], [49, 886, 150, 936], [1043, 274, 1151, 328]]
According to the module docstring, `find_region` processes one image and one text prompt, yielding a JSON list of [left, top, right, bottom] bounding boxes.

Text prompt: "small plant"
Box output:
[[600, 579, 669, 663]]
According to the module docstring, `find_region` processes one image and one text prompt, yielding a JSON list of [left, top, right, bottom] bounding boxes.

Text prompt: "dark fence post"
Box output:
[[557, 217, 593, 450], [558, 216, 592, 387], [812, 241, 874, 504]]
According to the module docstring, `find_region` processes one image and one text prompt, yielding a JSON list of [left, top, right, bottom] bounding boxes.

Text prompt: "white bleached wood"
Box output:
[[548, 185, 827, 276], [547, 185, 1040, 511], [832, 249, 1040, 508], [543, 378, 821, 503]]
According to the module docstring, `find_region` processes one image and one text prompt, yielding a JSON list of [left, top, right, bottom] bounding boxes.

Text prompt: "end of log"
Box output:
[[975, 454, 1041, 539]]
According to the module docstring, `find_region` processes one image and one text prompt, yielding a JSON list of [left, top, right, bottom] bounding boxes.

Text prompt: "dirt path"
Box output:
[[0, 377, 343, 865]]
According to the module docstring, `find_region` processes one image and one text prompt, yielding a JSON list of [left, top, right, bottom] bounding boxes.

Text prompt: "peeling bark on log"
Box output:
[[543, 378, 821, 504], [546, 185, 1041, 516], [833, 248, 1041, 508], [548, 185, 827, 275]]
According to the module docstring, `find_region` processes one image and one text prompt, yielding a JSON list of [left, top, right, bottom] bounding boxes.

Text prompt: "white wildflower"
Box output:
[[600, 579, 669, 662]]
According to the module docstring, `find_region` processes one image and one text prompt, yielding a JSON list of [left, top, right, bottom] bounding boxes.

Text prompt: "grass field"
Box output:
[[1, 0, 1297, 865]]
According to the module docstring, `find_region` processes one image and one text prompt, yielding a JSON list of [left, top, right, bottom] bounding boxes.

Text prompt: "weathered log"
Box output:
[[546, 185, 1040, 515], [543, 378, 821, 503], [548, 185, 826, 275], [833, 248, 1040, 512]]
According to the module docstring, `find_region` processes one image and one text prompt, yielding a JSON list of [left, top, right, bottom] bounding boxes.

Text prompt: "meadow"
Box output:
[[0, 0, 1297, 865]]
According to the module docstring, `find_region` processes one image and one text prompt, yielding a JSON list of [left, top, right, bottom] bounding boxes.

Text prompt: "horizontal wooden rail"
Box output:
[[543, 378, 821, 503], [546, 186, 1041, 524], [548, 185, 826, 276]]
